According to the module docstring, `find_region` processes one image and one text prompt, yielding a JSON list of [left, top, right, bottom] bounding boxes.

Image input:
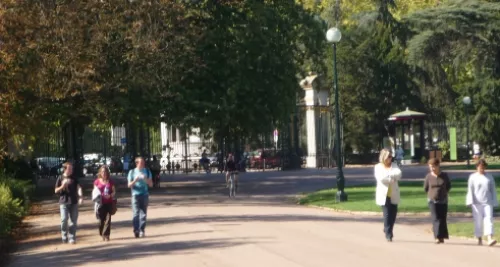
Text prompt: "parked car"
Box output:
[[83, 160, 100, 176], [35, 157, 63, 178], [208, 153, 219, 167], [249, 149, 281, 169], [109, 157, 123, 174]]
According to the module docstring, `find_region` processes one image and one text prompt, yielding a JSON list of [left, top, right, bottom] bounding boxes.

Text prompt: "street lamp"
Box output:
[[463, 96, 471, 168], [326, 27, 347, 202]]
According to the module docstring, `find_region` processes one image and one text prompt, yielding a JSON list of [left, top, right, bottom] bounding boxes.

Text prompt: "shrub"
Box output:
[[420, 156, 427, 164], [438, 141, 450, 158], [0, 171, 33, 239], [0, 184, 24, 238], [0, 172, 32, 209]]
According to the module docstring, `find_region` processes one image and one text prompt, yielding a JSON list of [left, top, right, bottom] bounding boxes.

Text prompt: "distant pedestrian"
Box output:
[[54, 162, 83, 244], [127, 157, 152, 238], [374, 148, 402, 242], [123, 154, 130, 176], [473, 142, 481, 160], [150, 155, 162, 187], [424, 158, 451, 244], [466, 159, 498, 246], [93, 165, 116, 241], [395, 146, 404, 167]]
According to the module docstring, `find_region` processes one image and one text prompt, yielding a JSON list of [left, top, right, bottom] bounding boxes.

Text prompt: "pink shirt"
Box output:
[[94, 179, 115, 204]]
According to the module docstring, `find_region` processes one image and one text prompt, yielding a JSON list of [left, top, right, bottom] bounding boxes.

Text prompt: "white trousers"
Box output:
[[471, 204, 494, 237]]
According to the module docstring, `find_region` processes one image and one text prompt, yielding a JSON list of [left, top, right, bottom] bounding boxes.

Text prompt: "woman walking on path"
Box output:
[[128, 157, 152, 238], [93, 166, 116, 241], [466, 159, 498, 246], [424, 158, 451, 244], [374, 148, 402, 242]]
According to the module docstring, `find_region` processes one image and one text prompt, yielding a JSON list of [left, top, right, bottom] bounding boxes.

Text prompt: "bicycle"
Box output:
[[228, 171, 238, 198]]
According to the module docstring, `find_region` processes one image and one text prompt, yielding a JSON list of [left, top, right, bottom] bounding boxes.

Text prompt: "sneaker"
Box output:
[[139, 232, 145, 238], [62, 239, 68, 244], [488, 239, 497, 246], [134, 232, 139, 238], [478, 238, 483, 246], [69, 239, 76, 245]]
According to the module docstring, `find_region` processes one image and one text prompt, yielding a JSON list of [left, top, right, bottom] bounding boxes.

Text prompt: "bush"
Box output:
[[0, 184, 24, 238], [438, 141, 450, 158], [0, 172, 33, 239], [0, 172, 32, 209]]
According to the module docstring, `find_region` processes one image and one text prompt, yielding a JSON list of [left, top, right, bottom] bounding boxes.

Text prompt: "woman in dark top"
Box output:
[[424, 158, 451, 244]]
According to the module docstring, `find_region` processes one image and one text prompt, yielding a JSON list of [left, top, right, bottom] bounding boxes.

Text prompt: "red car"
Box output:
[[249, 149, 281, 169]]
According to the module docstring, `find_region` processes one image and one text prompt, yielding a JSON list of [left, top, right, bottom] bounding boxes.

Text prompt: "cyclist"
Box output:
[[225, 153, 238, 189]]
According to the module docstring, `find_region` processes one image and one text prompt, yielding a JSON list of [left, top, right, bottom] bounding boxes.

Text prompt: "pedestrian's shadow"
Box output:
[[17, 230, 217, 251], [10, 236, 269, 267], [111, 230, 215, 241], [395, 239, 500, 248]]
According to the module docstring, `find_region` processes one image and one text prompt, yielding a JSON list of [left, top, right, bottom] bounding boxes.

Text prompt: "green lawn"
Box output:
[[442, 164, 500, 170], [299, 177, 500, 213], [448, 222, 500, 238]]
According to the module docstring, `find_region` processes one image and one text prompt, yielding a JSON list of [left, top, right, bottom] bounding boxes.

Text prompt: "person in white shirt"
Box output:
[[466, 159, 498, 246], [473, 142, 481, 159], [374, 148, 402, 242]]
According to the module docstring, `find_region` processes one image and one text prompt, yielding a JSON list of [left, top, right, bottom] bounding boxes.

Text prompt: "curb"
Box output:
[[303, 204, 500, 218]]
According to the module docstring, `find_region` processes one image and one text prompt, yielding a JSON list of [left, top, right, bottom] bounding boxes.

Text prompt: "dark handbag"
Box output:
[[110, 199, 117, 215]]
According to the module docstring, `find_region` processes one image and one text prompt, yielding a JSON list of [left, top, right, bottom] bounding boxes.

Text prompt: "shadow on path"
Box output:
[[13, 236, 266, 267]]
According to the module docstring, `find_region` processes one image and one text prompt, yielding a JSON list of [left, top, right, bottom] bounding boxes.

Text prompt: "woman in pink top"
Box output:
[[94, 166, 116, 241]]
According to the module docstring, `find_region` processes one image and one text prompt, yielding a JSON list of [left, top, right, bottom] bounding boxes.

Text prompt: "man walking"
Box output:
[[54, 162, 83, 244], [127, 157, 153, 238]]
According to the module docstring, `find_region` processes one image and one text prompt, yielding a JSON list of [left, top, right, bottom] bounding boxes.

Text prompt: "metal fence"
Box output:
[[30, 122, 303, 177]]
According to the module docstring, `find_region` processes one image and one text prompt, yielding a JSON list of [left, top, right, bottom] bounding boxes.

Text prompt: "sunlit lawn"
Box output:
[[448, 221, 500, 238], [441, 164, 500, 170], [299, 177, 500, 213]]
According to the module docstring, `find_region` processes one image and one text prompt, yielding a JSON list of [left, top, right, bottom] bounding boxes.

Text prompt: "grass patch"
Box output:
[[299, 177, 500, 213], [442, 164, 500, 170], [448, 222, 500, 238]]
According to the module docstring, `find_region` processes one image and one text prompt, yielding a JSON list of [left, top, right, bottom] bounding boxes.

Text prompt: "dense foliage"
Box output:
[[0, 0, 325, 155], [306, 0, 500, 154], [1, 0, 499, 155]]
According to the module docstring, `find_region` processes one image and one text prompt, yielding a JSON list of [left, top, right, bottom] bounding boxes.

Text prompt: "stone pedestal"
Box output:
[[300, 74, 330, 168]]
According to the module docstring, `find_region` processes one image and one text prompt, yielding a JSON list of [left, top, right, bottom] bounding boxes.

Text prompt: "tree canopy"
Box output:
[[0, 0, 325, 155], [307, 0, 500, 154]]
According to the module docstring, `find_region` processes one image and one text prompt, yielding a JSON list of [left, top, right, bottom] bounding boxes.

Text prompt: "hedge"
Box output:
[[0, 170, 34, 266]]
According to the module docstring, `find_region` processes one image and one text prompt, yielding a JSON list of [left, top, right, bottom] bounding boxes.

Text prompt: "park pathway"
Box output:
[[8, 167, 499, 267]]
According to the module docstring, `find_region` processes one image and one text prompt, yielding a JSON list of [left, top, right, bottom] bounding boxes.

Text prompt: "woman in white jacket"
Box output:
[[466, 159, 498, 246], [374, 148, 402, 242]]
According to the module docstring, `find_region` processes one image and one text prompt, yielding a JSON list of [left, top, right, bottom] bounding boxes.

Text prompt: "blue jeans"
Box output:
[[60, 204, 79, 241], [132, 194, 149, 233]]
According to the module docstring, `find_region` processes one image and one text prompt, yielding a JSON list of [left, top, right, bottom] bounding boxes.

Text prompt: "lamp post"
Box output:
[[326, 27, 347, 202], [463, 96, 471, 168]]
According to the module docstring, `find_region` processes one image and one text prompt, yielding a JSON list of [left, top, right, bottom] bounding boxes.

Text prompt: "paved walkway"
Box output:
[[8, 167, 500, 267]]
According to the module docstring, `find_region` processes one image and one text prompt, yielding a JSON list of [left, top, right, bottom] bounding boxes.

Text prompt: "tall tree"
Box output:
[[404, 0, 500, 152]]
